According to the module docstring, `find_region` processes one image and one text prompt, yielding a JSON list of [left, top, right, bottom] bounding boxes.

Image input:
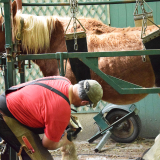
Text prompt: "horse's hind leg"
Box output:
[[149, 55, 160, 87]]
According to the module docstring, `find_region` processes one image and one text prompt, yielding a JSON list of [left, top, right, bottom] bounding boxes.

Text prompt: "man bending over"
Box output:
[[0, 76, 103, 160]]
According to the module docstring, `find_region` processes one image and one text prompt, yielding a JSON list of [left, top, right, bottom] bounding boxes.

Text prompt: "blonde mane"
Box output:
[[13, 11, 56, 54]]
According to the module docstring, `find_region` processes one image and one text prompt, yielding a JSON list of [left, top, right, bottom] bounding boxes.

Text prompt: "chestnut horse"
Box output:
[[1, 1, 159, 105]]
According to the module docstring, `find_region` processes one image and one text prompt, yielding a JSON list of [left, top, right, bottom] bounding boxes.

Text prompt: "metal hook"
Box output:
[[141, 55, 146, 62]]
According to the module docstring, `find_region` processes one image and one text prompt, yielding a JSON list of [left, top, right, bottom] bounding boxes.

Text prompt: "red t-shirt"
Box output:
[[6, 76, 71, 142]]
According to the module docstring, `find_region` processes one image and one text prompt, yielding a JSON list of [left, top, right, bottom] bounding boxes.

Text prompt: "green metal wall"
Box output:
[[108, 1, 160, 138], [110, 1, 160, 27], [135, 94, 160, 138], [22, 0, 110, 25]]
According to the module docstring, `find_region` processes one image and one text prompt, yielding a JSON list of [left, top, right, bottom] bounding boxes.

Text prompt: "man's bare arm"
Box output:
[[42, 132, 71, 150]]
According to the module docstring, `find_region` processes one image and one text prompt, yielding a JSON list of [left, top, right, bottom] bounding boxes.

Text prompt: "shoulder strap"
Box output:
[[5, 77, 70, 104], [32, 82, 70, 105], [5, 77, 69, 95], [5, 77, 70, 105], [2, 77, 70, 128]]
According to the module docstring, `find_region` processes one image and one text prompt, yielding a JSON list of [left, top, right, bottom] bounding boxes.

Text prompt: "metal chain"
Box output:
[[140, 0, 147, 62], [139, 0, 146, 13], [141, 16, 147, 38], [134, 0, 139, 15], [70, 0, 79, 51], [135, 0, 146, 15], [137, 0, 147, 39]]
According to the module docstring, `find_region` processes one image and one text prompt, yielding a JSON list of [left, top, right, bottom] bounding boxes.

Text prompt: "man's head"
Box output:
[[72, 80, 103, 108]]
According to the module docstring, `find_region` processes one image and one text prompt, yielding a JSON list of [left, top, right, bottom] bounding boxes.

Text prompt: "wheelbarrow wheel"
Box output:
[[105, 110, 141, 143]]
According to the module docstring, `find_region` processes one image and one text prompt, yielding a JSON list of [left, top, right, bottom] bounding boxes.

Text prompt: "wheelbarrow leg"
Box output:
[[94, 130, 112, 152]]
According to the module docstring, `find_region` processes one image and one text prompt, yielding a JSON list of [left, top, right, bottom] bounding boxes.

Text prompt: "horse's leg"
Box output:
[[33, 59, 59, 77], [143, 134, 160, 160], [60, 142, 78, 160], [148, 55, 160, 88]]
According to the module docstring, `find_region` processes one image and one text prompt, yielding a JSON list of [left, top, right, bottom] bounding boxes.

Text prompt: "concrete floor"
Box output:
[[51, 138, 154, 160], [50, 113, 155, 160]]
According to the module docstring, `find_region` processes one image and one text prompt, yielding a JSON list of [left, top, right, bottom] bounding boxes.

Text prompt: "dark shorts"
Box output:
[[0, 94, 31, 160], [0, 114, 32, 160]]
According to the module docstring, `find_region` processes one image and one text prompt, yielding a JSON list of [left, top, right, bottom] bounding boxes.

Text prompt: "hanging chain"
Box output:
[[134, 0, 155, 62], [140, 0, 147, 62], [70, 0, 79, 51], [141, 16, 147, 38], [141, 15, 147, 62], [134, 0, 145, 15], [139, 0, 148, 38], [134, 0, 139, 15], [140, 0, 146, 13]]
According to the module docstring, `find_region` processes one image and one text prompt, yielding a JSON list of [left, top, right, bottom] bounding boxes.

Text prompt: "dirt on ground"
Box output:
[[51, 137, 154, 160]]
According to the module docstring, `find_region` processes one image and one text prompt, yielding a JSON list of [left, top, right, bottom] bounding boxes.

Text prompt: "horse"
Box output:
[[1, 1, 159, 105]]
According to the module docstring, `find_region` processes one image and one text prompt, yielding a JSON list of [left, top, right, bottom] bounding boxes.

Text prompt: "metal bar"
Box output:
[[20, 61, 25, 83], [3, 1, 14, 90], [18, 50, 160, 60], [17, 50, 160, 94], [3, 1, 17, 160], [59, 52, 65, 76], [94, 130, 112, 152], [3, 2, 12, 50], [0, 0, 10, 3], [21, 0, 160, 6]]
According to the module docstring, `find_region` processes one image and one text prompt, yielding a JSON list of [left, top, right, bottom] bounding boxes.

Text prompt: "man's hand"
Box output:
[[61, 132, 73, 145], [42, 132, 72, 150]]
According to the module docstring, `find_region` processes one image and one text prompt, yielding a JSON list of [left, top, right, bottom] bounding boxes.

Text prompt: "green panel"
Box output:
[[155, 2, 160, 25], [0, 0, 10, 3], [110, 2, 136, 27], [136, 94, 160, 138], [110, 3, 119, 27], [22, 0, 110, 25], [118, 4, 127, 27], [126, 3, 135, 27], [109, 1, 160, 27], [93, 111, 109, 130]]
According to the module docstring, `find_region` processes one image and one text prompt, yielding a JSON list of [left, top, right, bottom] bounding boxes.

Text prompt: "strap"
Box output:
[[3, 77, 70, 119], [32, 82, 70, 105], [136, 148, 150, 160], [6, 77, 69, 95], [0, 93, 15, 118]]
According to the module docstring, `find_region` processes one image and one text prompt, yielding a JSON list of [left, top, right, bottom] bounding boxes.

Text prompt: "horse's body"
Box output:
[[1, 1, 159, 105]]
